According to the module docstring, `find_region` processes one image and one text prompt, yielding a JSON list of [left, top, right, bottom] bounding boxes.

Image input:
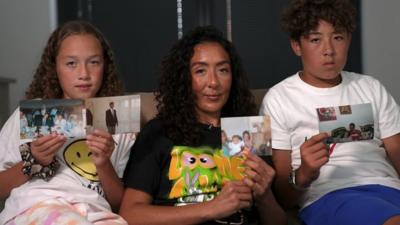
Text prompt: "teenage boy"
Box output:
[[260, 0, 400, 225]]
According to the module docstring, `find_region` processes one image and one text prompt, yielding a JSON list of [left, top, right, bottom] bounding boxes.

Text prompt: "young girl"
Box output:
[[0, 20, 134, 224]]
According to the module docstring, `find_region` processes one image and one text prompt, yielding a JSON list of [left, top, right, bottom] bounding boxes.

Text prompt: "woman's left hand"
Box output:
[[86, 129, 115, 168], [242, 151, 276, 201]]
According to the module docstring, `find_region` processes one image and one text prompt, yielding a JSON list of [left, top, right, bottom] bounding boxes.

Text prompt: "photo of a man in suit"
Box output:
[[105, 101, 118, 134], [85, 101, 93, 127]]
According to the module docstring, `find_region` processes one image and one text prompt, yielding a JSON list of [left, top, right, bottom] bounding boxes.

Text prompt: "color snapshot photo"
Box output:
[[84, 95, 140, 135], [20, 99, 85, 141], [317, 103, 374, 144], [20, 95, 141, 141], [221, 115, 272, 157]]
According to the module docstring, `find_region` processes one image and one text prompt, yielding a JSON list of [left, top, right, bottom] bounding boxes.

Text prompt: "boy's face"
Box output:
[[291, 20, 351, 88]]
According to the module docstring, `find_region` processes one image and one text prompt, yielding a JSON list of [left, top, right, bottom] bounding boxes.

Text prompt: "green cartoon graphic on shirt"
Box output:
[[63, 139, 99, 181], [168, 146, 248, 205], [168, 146, 222, 204]]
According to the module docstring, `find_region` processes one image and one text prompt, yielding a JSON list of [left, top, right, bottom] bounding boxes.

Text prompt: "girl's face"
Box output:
[[56, 34, 104, 99], [190, 42, 232, 123]]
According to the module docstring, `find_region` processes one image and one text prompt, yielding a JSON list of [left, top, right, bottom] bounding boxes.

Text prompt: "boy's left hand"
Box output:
[[242, 151, 275, 200], [86, 129, 115, 167]]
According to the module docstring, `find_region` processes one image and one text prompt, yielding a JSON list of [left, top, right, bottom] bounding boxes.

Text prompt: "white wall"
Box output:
[[0, 0, 56, 120], [362, 0, 400, 102]]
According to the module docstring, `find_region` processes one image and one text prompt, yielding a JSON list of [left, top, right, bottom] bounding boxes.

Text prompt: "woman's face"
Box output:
[[243, 132, 250, 141], [190, 42, 232, 123], [56, 34, 104, 100], [221, 131, 227, 143]]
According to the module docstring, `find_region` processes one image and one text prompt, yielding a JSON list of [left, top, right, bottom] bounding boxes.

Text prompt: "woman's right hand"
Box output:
[[31, 133, 66, 166], [207, 181, 252, 220]]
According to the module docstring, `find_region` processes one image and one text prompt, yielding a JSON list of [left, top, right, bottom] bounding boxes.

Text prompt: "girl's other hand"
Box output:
[[86, 128, 115, 168]]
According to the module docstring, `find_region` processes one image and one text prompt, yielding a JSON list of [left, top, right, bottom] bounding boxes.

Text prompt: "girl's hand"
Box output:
[[86, 129, 115, 168], [31, 133, 66, 166], [242, 151, 275, 200]]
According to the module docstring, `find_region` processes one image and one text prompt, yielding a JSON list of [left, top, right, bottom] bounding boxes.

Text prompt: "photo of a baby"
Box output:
[[221, 116, 272, 157]]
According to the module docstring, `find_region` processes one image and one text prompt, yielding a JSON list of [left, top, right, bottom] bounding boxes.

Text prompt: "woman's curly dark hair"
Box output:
[[156, 26, 256, 145], [281, 0, 357, 41], [26, 20, 123, 99]]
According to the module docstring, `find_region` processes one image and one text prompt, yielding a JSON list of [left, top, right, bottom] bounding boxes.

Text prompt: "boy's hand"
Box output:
[[297, 133, 329, 187], [86, 129, 115, 168], [31, 133, 66, 166]]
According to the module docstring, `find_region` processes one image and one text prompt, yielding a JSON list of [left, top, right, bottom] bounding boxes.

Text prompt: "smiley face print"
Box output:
[[63, 139, 99, 181]]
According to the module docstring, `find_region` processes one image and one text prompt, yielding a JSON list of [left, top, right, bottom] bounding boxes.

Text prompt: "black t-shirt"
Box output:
[[123, 119, 259, 224]]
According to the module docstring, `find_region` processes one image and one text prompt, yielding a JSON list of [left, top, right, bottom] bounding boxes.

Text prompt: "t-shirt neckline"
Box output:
[[295, 71, 347, 95]]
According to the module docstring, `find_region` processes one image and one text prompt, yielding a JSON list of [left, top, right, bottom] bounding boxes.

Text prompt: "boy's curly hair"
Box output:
[[281, 0, 357, 41], [26, 20, 123, 99], [156, 26, 256, 145]]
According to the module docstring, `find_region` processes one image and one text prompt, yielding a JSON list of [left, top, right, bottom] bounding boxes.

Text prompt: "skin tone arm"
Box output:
[[119, 181, 253, 225], [243, 152, 287, 225], [383, 133, 400, 176], [0, 162, 29, 200], [86, 129, 124, 212], [0, 134, 66, 200], [272, 133, 329, 209]]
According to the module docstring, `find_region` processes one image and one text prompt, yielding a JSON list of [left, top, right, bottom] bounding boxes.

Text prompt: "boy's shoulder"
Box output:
[[269, 71, 381, 90], [268, 72, 300, 92], [264, 71, 384, 102], [342, 71, 382, 87]]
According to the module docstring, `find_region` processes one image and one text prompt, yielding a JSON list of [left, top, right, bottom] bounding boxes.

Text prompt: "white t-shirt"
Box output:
[[260, 71, 400, 208], [0, 108, 135, 224]]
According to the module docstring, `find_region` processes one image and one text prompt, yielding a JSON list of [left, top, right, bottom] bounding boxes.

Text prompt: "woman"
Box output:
[[120, 26, 286, 225]]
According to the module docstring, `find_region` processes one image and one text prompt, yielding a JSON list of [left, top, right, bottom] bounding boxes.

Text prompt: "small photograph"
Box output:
[[339, 105, 352, 115], [221, 115, 272, 157], [84, 95, 140, 135], [317, 103, 374, 144], [20, 99, 85, 141], [19, 95, 141, 141], [317, 107, 337, 121]]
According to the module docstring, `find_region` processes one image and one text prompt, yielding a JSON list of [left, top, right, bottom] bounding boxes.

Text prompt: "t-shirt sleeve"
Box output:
[[123, 121, 171, 196], [0, 108, 24, 171], [260, 88, 292, 150], [371, 78, 400, 139]]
